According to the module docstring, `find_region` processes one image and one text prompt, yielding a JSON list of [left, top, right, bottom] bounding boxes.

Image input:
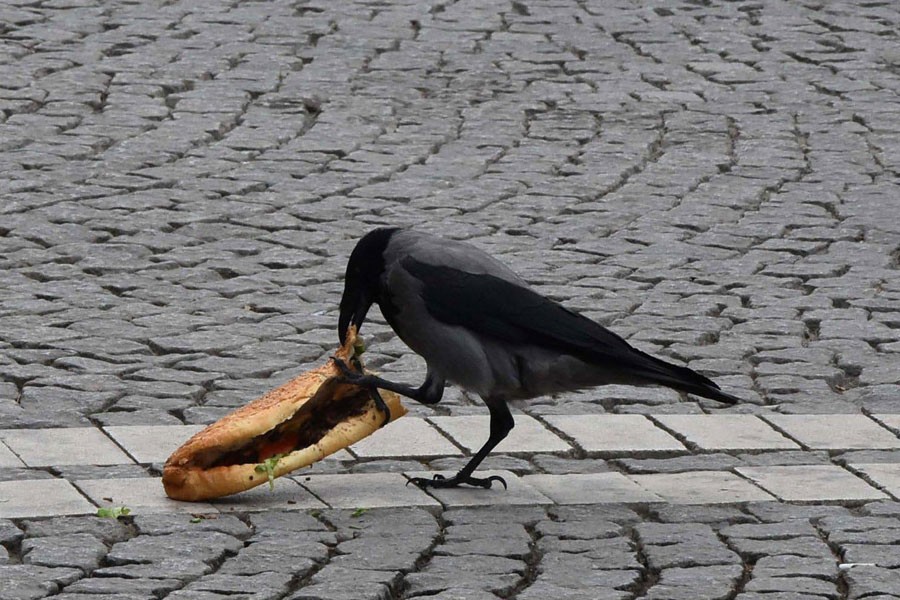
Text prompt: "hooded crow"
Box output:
[[336, 227, 740, 489]]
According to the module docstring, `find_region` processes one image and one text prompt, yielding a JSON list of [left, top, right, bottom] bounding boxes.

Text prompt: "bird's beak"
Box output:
[[338, 288, 373, 345]]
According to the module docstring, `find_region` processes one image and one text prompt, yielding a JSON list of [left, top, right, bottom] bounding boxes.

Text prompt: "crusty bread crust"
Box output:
[[162, 328, 405, 501]]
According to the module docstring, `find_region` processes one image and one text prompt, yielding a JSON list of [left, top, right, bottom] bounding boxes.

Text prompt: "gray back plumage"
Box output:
[[384, 230, 525, 286]]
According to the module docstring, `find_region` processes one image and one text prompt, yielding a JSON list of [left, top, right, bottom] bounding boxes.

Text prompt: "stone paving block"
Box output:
[[75, 478, 218, 515], [298, 472, 441, 509], [850, 464, 900, 500], [0, 441, 24, 468], [630, 471, 775, 504], [212, 477, 326, 512], [349, 417, 462, 458], [737, 466, 889, 503], [0, 428, 134, 467], [104, 425, 206, 464], [523, 473, 664, 504], [873, 414, 900, 435], [0, 479, 96, 518], [544, 415, 686, 454], [404, 470, 553, 507], [653, 415, 800, 451], [429, 415, 572, 454], [763, 415, 900, 450]]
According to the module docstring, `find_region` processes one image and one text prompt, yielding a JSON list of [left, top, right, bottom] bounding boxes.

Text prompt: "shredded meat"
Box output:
[[207, 380, 371, 468]]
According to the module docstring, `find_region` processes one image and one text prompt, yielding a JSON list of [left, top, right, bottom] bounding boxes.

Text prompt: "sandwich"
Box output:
[[162, 327, 405, 501]]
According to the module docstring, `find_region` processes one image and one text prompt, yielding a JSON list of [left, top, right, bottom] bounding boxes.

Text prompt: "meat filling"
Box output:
[[201, 380, 372, 469]]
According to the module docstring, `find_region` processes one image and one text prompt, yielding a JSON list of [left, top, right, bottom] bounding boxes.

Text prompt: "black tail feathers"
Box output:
[[641, 355, 742, 405]]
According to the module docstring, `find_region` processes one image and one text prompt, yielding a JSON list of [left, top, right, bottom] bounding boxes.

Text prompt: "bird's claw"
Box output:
[[333, 357, 391, 427], [406, 473, 508, 490], [331, 356, 362, 381]]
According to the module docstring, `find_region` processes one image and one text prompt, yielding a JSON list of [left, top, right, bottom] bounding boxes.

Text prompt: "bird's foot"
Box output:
[[331, 356, 366, 382], [407, 472, 507, 490], [332, 357, 391, 427]]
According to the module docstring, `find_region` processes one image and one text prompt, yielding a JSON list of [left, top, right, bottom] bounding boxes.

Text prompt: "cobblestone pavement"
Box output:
[[2, 0, 900, 598]]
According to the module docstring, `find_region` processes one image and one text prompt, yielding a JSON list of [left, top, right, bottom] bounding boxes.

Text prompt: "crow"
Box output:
[[335, 227, 740, 489]]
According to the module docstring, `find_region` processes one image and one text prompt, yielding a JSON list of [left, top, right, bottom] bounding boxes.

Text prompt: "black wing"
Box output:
[[402, 257, 740, 404]]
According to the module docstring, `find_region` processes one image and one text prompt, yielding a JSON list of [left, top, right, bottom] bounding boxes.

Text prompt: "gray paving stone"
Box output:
[[842, 544, 900, 568], [404, 554, 523, 597], [218, 538, 323, 577], [445, 505, 550, 527], [331, 538, 426, 573], [849, 463, 900, 500], [645, 564, 743, 600], [211, 476, 327, 512], [734, 593, 838, 600], [764, 415, 900, 450], [0, 565, 83, 600], [531, 455, 610, 474], [744, 576, 838, 596], [843, 565, 900, 599], [616, 453, 742, 474], [429, 414, 572, 454], [539, 536, 638, 570], [149, 331, 258, 354], [348, 417, 462, 459], [531, 553, 639, 595], [730, 535, 834, 561], [20, 515, 131, 544], [738, 466, 889, 502], [753, 555, 838, 580], [132, 513, 252, 539], [75, 477, 218, 515], [654, 504, 754, 526], [0, 519, 23, 546], [0, 479, 95, 518], [436, 522, 532, 559], [637, 523, 741, 569], [63, 577, 183, 596], [653, 414, 800, 451], [544, 415, 686, 455], [286, 565, 401, 600], [93, 559, 213, 582], [523, 473, 664, 504], [180, 572, 295, 596], [720, 520, 819, 540], [297, 472, 440, 509], [52, 463, 153, 481], [630, 471, 775, 504], [103, 425, 205, 464], [22, 533, 108, 570], [872, 413, 900, 434], [0, 441, 24, 468], [0, 428, 134, 467], [107, 530, 244, 567]]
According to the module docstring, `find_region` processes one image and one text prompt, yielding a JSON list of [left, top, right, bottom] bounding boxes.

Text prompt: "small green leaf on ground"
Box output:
[[97, 506, 131, 519]]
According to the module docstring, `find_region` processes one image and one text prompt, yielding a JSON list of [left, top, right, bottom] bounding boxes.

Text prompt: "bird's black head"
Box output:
[[338, 227, 399, 344]]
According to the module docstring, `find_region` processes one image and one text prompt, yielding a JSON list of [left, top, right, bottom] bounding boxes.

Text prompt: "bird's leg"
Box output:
[[409, 399, 514, 490], [332, 357, 445, 405]]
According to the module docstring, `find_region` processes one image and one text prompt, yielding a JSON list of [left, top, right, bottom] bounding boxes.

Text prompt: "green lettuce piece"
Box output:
[[254, 453, 285, 491], [97, 506, 131, 519]]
